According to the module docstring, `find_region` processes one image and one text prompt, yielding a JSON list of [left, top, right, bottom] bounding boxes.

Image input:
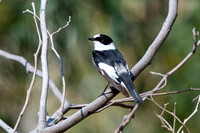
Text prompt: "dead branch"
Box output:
[[114, 104, 139, 133], [13, 2, 42, 132], [177, 95, 200, 133], [37, 0, 49, 129], [40, 87, 119, 132], [148, 97, 190, 133], [131, 0, 178, 79], [0, 119, 15, 133]]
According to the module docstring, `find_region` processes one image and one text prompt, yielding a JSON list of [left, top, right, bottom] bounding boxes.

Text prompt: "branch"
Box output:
[[40, 87, 119, 132], [131, 0, 178, 78], [116, 0, 178, 130], [13, 2, 42, 132], [148, 88, 200, 97], [114, 104, 139, 133], [0, 50, 68, 105], [173, 103, 176, 132], [148, 97, 190, 133], [48, 16, 71, 112], [177, 95, 200, 133], [38, 0, 49, 129], [151, 28, 200, 93], [156, 113, 173, 132], [23, 7, 72, 114], [0, 119, 15, 133]]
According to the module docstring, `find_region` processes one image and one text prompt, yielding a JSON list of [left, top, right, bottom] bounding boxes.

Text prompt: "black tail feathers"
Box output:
[[119, 74, 143, 104], [127, 84, 143, 104]]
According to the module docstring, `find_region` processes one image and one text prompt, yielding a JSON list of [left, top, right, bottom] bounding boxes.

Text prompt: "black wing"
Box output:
[[92, 49, 127, 68]]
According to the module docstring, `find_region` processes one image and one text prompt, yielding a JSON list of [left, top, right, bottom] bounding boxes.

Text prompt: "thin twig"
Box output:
[[114, 104, 139, 133], [156, 113, 173, 131], [13, 2, 42, 132], [160, 103, 169, 128], [104, 88, 200, 106], [23, 9, 40, 20], [177, 95, 200, 133], [149, 97, 190, 133], [149, 88, 200, 97], [150, 71, 168, 90], [151, 28, 200, 93], [173, 102, 176, 133], [51, 16, 71, 36], [48, 16, 71, 113]]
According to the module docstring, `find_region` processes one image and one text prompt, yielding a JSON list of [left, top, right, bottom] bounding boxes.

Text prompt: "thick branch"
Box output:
[[131, 0, 178, 78], [40, 87, 119, 132], [38, 0, 49, 129]]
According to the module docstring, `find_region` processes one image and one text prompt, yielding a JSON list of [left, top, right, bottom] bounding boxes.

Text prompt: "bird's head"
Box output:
[[88, 34, 116, 51]]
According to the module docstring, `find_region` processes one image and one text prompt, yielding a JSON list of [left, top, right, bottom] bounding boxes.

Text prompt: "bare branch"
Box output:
[[131, 0, 178, 78], [149, 97, 190, 133], [48, 16, 71, 113], [0, 119, 15, 133], [150, 88, 200, 96], [114, 104, 139, 133], [150, 71, 167, 90], [40, 87, 119, 132], [38, 0, 49, 129], [156, 113, 173, 132], [177, 95, 200, 133], [159, 103, 169, 127], [23, 6, 72, 114], [13, 2, 42, 132], [140, 28, 200, 98], [0, 50, 67, 105], [173, 103, 176, 133], [51, 16, 71, 36]]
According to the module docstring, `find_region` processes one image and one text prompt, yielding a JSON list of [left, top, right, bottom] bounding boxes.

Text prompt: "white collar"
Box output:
[[94, 42, 116, 51]]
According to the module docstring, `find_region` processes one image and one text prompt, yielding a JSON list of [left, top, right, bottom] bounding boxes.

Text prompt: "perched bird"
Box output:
[[88, 34, 143, 104]]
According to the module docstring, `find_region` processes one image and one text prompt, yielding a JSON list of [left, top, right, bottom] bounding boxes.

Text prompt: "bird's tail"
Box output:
[[119, 74, 143, 104]]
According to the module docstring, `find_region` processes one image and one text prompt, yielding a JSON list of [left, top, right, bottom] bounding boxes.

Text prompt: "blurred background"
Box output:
[[0, 0, 200, 132]]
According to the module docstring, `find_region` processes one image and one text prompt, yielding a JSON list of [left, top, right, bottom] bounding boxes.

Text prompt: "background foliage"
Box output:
[[0, 0, 200, 132]]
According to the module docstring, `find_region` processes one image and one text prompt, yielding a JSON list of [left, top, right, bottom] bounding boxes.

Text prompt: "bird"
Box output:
[[88, 34, 143, 104]]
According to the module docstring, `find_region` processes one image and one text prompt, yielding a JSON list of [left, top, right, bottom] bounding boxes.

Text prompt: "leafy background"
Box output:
[[0, 0, 200, 132]]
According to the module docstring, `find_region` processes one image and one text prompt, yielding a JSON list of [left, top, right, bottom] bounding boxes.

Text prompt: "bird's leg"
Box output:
[[99, 81, 110, 97], [103, 81, 110, 93]]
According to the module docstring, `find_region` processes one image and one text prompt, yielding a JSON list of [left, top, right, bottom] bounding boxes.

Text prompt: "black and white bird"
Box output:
[[88, 34, 143, 104]]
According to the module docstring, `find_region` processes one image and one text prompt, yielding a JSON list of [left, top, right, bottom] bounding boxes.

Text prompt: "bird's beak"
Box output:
[[88, 37, 95, 41]]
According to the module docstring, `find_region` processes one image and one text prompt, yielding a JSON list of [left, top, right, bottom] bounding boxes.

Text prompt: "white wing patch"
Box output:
[[114, 63, 129, 75], [98, 63, 119, 83]]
